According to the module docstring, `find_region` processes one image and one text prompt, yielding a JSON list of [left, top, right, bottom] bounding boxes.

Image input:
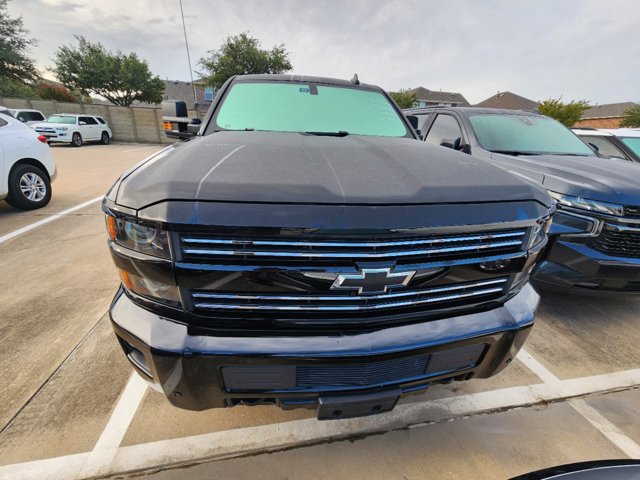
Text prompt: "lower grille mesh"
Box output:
[[296, 355, 430, 388], [590, 229, 640, 258]]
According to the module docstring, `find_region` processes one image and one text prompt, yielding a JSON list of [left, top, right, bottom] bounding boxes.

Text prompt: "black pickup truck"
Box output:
[[406, 106, 640, 294], [103, 74, 553, 419]]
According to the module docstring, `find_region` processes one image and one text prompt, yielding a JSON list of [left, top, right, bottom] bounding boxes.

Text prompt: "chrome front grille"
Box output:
[[180, 229, 527, 264], [191, 277, 509, 312]]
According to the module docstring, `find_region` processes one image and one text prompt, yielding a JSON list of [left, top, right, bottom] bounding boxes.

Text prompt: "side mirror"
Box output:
[[440, 138, 456, 149], [406, 115, 420, 130], [79, 121, 87, 125], [186, 124, 200, 135]]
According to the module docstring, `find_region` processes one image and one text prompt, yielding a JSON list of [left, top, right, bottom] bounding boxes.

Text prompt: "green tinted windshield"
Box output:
[[47, 115, 76, 125], [621, 137, 640, 157], [213, 82, 409, 137], [469, 114, 595, 155]]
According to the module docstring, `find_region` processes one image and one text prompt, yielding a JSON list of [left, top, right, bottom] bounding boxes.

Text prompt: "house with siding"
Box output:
[[573, 102, 639, 128], [161, 79, 215, 112], [408, 87, 470, 108]]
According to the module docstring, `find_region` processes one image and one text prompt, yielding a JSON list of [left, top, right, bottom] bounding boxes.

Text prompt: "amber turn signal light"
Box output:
[[107, 215, 118, 241]]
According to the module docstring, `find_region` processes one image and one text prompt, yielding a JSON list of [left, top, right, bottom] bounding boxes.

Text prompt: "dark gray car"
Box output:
[[405, 106, 640, 294]]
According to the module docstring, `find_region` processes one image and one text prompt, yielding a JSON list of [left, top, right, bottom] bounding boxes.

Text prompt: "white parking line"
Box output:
[[0, 196, 103, 244], [76, 374, 148, 479], [1, 367, 639, 480], [519, 348, 640, 457], [119, 146, 162, 153]]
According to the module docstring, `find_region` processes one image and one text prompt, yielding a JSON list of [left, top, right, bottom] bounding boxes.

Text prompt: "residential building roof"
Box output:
[[474, 91, 538, 111], [408, 87, 470, 107], [581, 102, 638, 119]]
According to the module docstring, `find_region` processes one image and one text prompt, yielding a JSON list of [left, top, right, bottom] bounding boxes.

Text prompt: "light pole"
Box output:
[[179, 0, 198, 110]]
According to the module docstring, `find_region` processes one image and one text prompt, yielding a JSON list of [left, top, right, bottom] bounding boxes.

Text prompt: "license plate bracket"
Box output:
[[317, 389, 401, 420]]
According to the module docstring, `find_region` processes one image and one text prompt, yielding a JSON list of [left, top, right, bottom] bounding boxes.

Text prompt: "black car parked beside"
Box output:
[[103, 76, 553, 419], [405, 106, 640, 294]]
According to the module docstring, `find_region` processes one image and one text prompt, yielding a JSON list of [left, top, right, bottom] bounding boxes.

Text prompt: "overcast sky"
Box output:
[[8, 0, 640, 104]]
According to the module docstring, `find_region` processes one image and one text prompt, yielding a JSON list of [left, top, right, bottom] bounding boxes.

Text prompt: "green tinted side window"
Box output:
[[469, 114, 594, 155], [215, 82, 409, 137], [621, 137, 640, 157]]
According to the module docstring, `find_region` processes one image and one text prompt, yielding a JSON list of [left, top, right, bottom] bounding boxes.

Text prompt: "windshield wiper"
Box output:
[[490, 150, 542, 156], [303, 131, 350, 137]]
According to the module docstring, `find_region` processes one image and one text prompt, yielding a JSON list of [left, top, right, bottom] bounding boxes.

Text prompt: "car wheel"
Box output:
[[6, 164, 52, 210], [72, 132, 83, 147], [100, 131, 110, 145]]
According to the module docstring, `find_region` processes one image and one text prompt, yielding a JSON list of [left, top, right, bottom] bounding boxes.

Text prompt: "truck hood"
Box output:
[[115, 131, 551, 210], [489, 152, 640, 206]]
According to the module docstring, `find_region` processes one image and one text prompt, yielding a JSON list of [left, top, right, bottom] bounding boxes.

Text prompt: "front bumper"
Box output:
[[533, 237, 640, 294], [110, 283, 539, 416]]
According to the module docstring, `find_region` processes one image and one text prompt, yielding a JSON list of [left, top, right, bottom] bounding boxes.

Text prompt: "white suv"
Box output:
[[8, 108, 47, 125], [32, 114, 112, 147], [0, 113, 56, 210]]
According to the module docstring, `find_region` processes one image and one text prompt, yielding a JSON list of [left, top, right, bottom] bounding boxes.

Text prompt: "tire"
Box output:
[[71, 132, 83, 147], [6, 164, 52, 210], [100, 131, 110, 145]]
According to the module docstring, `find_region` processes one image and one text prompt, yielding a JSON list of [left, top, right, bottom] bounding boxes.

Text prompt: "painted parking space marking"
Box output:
[[0, 196, 103, 245], [1, 367, 639, 480], [519, 348, 640, 457], [77, 374, 149, 479]]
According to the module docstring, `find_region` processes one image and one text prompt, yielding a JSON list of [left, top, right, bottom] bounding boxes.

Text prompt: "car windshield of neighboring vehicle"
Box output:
[[47, 115, 77, 125], [621, 137, 640, 157], [469, 114, 595, 156], [213, 82, 410, 137]]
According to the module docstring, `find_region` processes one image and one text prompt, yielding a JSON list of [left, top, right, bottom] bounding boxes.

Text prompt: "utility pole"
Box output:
[[179, 0, 198, 109]]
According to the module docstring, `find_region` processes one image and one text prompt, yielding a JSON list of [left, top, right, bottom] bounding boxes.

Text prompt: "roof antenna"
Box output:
[[350, 73, 360, 85]]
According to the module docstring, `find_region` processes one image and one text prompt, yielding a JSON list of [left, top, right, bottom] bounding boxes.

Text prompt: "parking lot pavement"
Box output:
[[146, 390, 640, 480], [0, 144, 639, 479]]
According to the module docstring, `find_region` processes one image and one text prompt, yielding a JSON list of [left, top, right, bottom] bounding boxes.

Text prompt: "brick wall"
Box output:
[[573, 117, 623, 129]]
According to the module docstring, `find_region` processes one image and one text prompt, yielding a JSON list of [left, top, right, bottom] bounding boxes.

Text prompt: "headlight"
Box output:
[[549, 191, 623, 217], [105, 215, 171, 258]]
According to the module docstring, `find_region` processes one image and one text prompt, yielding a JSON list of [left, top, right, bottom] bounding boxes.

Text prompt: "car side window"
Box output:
[[80, 116, 98, 125], [0, 118, 7, 127], [29, 112, 45, 121], [96, 117, 106, 124], [582, 136, 627, 160], [425, 114, 463, 147], [17, 112, 29, 122]]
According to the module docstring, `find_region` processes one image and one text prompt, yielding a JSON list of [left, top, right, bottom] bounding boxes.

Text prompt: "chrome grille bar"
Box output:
[[192, 278, 508, 312], [183, 241, 524, 259], [182, 230, 526, 248]]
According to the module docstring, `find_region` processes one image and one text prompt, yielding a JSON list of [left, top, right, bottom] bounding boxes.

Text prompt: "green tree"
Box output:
[[0, 78, 37, 98], [620, 104, 640, 128], [51, 36, 164, 107], [0, 0, 38, 95], [538, 97, 591, 127], [199, 32, 292, 89], [388, 89, 418, 109]]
